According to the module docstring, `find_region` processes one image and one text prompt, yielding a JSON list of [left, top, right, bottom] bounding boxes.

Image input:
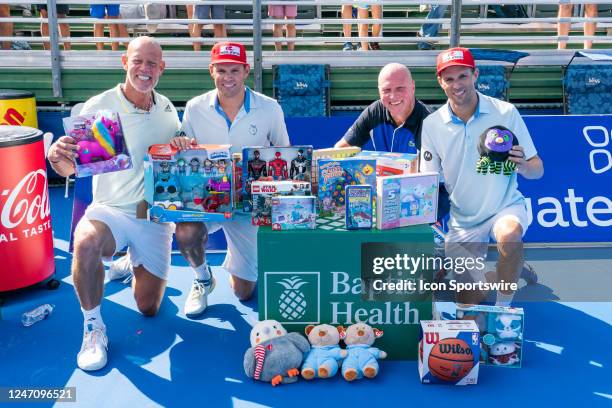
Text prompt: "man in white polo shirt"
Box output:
[[420, 47, 544, 306], [47, 37, 181, 371], [172, 42, 290, 317]]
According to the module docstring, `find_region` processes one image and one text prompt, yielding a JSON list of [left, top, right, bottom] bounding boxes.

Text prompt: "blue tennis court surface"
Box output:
[[0, 187, 610, 407]]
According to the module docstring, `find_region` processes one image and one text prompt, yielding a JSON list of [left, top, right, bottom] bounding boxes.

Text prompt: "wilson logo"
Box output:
[[439, 344, 472, 355], [424, 332, 440, 344]]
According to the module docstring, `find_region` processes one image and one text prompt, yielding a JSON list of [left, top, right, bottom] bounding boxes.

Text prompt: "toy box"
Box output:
[[456, 304, 524, 368], [345, 185, 373, 230], [376, 172, 439, 230], [317, 158, 376, 217], [271, 196, 316, 230], [242, 146, 313, 212], [232, 152, 243, 209], [62, 110, 131, 177], [251, 180, 311, 226], [144, 144, 233, 222], [311, 146, 361, 193], [419, 320, 480, 385], [356, 150, 419, 176]]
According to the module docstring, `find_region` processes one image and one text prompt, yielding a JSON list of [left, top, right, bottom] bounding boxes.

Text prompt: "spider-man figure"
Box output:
[[247, 150, 267, 180], [268, 151, 288, 180]]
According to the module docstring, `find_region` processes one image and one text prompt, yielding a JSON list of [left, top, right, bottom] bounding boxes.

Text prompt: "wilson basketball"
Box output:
[[428, 338, 474, 382]]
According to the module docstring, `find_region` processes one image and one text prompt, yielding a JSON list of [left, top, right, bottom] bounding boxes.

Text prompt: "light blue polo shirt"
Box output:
[[420, 92, 537, 229]]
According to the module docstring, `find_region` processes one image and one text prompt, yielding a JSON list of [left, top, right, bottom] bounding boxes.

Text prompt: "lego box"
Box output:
[[419, 320, 480, 385], [144, 144, 233, 222], [317, 158, 376, 217], [271, 196, 316, 230], [242, 145, 313, 212], [63, 110, 131, 177], [356, 150, 419, 176], [456, 304, 524, 368], [251, 180, 311, 226], [345, 185, 373, 230], [376, 172, 439, 230]]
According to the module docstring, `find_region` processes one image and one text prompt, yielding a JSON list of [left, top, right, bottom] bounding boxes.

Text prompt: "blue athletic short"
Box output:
[[90, 5, 120, 18]]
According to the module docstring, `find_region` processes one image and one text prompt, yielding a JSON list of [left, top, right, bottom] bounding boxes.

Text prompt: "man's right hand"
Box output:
[[170, 136, 197, 151], [47, 135, 78, 177]]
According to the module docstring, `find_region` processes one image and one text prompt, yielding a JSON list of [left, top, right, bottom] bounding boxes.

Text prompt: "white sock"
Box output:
[[495, 291, 514, 307], [194, 262, 211, 282], [82, 305, 105, 331]]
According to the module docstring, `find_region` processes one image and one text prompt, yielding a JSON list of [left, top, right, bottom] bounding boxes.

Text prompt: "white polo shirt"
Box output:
[[180, 87, 290, 152], [81, 84, 181, 217], [420, 92, 537, 229]]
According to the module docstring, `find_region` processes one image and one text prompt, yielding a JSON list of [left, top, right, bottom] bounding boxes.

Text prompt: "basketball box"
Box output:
[[419, 320, 480, 385]]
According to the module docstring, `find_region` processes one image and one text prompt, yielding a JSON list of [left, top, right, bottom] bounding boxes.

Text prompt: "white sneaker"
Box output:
[[184, 274, 216, 318], [108, 254, 133, 283], [77, 326, 108, 371]]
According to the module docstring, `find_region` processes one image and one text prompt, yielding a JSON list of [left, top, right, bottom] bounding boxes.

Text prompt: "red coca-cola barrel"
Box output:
[[0, 125, 54, 292]]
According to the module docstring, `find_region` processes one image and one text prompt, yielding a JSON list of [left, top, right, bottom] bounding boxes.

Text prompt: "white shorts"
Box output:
[[445, 203, 529, 282], [83, 204, 175, 280], [207, 213, 257, 282]]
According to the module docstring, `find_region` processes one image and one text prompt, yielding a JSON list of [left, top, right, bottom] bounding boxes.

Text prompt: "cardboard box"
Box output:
[[345, 185, 373, 230], [356, 150, 419, 176], [271, 196, 316, 230], [251, 180, 311, 226], [318, 158, 376, 217]]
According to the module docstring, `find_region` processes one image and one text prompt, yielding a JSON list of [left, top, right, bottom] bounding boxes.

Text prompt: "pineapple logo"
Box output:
[[264, 272, 320, 324]]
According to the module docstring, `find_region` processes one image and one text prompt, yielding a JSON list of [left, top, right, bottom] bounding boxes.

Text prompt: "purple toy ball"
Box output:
[[478, 126, 518, 162]]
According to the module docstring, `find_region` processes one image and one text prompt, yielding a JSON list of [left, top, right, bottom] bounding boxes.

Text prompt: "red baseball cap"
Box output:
[[210, 42, 249, 66], [436, 47, 475, 76]]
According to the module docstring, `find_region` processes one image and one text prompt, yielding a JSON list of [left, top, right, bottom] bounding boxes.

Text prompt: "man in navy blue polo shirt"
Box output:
[[335, 63, 432, 154]]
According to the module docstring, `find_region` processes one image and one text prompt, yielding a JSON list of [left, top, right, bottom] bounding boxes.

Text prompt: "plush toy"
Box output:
[[341, 323, 387, 381], [301, 324, 347, 380], [476, 126, 518, 176], [243, 320, 310, 386], [489, 342, 520, 366], [495, 313, 522, 340]]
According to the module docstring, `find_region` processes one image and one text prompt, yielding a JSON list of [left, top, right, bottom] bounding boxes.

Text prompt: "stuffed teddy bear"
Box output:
[[476, 125, 518, 176], [301, 324, 347, 380], [341, 323, 387, 381], [243, 319, 310, 386]]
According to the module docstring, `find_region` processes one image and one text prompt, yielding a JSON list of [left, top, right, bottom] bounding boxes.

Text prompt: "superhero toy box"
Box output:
[[345, 185, 373, 230], [317, 158, 376, 218], [419, 320, 480, 385], [271, 196, 316, 230], [311, 146, 361, 193], [63, 110, 131, 177], [251, 180, 311, 226], [144, 144, 233, 222], [456, 304, 524, 368], [376, 172, 439, 230], [356, 150, 419, 176], [242, 146, 313, 212]]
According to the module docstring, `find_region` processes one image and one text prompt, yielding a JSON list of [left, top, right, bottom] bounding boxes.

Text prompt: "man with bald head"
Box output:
[[335, 63, 431, 153], [47, 36, 181, 372]]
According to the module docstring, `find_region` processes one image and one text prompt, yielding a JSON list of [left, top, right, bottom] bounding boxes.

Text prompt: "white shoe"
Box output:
[[184, 274, 216, 318], [77, 326, 108, 371], [108, 254, 133, 283]]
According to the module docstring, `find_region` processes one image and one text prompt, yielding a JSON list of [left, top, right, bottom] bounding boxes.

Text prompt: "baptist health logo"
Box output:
[[264, 272, 320, 324], [583, 126, 612, 174]]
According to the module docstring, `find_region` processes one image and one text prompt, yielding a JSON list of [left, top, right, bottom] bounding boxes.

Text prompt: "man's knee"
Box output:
[[495, 221, 524, 258], [74, 222, 112, 259], [135, 293, 161, 316], [175, 222, 207, 248]]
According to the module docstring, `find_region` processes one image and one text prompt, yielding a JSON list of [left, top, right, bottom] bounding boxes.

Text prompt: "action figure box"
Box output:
[[356, 150, 419, 176], [251, 180, 311, 226], [271, 196, 316, 230], [345, 185, 373, 230], [376, 172, 439, 230], [241, 146, 313, 212], [317, 158, 376, 217], [311, 146, 361, 194], [144, 144, 233, 222], [62, 110, 131, 177], [419, 320, 480, 385], [456, 304, 524, 368], [232, 152, 243, 210]]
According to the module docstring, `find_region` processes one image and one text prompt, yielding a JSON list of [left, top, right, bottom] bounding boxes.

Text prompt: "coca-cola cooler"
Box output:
[[0, 125, 55, 292]]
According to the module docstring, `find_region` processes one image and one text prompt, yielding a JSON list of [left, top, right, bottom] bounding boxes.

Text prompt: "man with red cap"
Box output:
[[420, 47, 544, 306], [171, 42, 290, 316]]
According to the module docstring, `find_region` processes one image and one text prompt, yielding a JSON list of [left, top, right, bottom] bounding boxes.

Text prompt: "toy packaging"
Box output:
[[311, 146, 361, 193], [62, 110, 131, 177], [456, 304, 524, 368], [271, 196, 316, 230], [317, 158, 376, 218], [376, 172, 439, 230], [419, 320, 480, 385], [356, 150, 419, 176], [144, 143, 233, 222], [232, 152, 243, 209], [242, 146, 313, 212], [345, 185, 373, 230], [251, 180, 311, 226]]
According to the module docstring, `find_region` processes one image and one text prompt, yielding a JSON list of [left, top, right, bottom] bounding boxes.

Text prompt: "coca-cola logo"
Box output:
[[1, 170, 50, 229]]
